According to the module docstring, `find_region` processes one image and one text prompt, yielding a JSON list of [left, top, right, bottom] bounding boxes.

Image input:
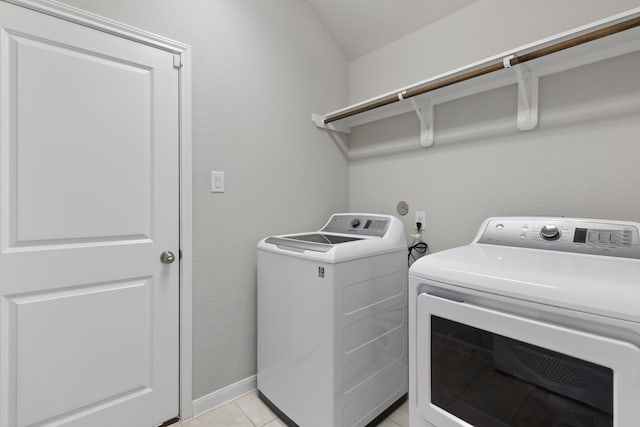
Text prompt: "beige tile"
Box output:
[[235, 390, 276, 426], [262, 419, 287, 427], [389, 401, 409, 427], [377, 418, 401, 427], [182, 401, 254, 427]]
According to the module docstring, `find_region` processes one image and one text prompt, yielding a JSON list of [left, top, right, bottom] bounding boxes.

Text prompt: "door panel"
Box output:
[[0, 2, 179, 426], [8, 31, 152, 246], [14, 279, 151, 426]]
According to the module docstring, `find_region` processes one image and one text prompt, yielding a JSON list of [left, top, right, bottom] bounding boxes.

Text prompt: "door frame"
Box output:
[[1, 0, 194, 419]]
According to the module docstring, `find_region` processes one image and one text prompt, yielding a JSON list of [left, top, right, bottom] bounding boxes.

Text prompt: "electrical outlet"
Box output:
[[415, 211, 426, 230]]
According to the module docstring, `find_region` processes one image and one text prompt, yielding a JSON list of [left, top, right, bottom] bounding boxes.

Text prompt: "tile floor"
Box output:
[[177, 391, 409, 427]]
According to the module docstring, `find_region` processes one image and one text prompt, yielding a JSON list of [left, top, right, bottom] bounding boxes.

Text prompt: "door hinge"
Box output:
[[173, 54, 183, 69]]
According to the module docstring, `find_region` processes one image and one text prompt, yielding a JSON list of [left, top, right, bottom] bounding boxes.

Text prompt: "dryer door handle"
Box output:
[[424, 290, 465, 303]]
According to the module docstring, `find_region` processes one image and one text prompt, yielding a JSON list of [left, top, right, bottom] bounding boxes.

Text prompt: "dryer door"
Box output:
[[416, 292, 640, 427]]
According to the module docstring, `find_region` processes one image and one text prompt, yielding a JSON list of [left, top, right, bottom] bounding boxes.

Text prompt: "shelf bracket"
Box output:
[[504, 55, 539, 131], [312, 113, 351, 134], [514, 64, 539, 130], [409, 97, 434, 147]]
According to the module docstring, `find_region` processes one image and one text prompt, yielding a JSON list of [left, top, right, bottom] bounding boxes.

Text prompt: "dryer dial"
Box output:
[[540, 225, 561, 241]]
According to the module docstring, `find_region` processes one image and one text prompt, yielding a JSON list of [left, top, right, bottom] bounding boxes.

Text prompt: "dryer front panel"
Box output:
[[415, 292, 640, 427]]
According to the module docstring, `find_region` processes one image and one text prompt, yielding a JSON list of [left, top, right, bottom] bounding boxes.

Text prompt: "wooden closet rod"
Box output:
[[324, 15, 640, 125]]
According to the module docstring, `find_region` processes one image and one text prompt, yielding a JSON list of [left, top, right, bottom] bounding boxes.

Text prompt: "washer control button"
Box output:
[[540, 225, 561, 241], [351, 218, 361, 228]]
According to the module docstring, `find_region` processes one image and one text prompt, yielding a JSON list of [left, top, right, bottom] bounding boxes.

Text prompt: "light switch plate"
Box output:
[[211, 171, 224, 193]]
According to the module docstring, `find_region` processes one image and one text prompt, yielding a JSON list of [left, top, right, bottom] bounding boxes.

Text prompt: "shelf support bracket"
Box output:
[[312, 113, 351, 134], [514, 64, 539, 130], [409, 97, 434, 147], [504, 55, 539, 131]]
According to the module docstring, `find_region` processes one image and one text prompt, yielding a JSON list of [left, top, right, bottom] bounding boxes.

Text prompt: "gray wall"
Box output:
[[56, 0, 349, 398], [348, 0, 640, 252]]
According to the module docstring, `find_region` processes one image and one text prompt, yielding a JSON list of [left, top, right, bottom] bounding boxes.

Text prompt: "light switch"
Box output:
[[211, 171, 224, 193]]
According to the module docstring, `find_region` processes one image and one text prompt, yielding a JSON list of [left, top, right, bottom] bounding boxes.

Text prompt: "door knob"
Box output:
[[160, 251, 176, 264]]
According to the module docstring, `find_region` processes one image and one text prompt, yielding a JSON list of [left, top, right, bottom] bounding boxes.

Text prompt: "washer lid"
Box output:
[[258, 213, 408, 263], [277, 233, 363, 245], [264, 233, 363, 253], [409, 244, 640, 324]]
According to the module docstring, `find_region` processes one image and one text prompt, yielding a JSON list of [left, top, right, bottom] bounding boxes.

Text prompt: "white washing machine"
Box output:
[[409, 217, 640, 427], [257, 213, 408, 427]]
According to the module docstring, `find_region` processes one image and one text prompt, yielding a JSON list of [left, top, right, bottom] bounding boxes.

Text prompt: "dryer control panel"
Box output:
[[322, 214, 390, 237], [476, 217, 640, 259]]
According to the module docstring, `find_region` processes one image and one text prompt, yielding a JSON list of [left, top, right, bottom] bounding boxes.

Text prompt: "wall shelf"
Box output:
[[313, 7, 640, 157]]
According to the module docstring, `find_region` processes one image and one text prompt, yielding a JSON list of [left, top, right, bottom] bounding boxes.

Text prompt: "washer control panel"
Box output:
[[322, 214, 389, 237], [477, 217, 640, 258]]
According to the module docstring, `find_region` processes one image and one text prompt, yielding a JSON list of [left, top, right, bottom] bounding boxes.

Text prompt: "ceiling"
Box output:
[[304, 0, 479, 60]]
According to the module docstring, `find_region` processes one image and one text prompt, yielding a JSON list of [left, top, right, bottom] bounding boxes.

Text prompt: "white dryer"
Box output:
[[257, 213, 408, 427], [408, 217, 640, 427]]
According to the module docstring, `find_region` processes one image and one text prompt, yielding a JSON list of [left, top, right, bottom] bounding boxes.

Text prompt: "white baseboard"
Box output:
[[191, 375, 257, 417]]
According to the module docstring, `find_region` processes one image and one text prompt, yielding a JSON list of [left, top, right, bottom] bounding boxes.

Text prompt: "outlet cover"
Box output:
[[415, 211, 426, 230]]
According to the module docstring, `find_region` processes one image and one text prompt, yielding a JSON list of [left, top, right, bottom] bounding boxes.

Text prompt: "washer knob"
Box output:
[[540, 225, 561, 241], [351, 218, 361, 228]]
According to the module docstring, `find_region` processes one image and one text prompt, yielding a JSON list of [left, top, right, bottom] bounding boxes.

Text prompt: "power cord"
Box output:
[[408, 222, 429, 266]]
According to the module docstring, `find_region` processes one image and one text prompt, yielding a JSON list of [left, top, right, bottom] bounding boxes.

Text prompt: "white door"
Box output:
[[0, 2, 180, 426]]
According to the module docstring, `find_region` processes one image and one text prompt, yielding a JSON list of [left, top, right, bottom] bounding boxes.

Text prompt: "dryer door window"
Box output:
[[416, 292, 640, 427], [431, 316, 612, 427]]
